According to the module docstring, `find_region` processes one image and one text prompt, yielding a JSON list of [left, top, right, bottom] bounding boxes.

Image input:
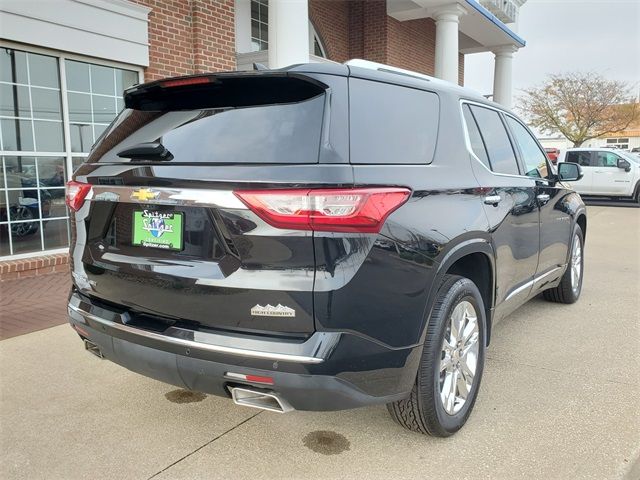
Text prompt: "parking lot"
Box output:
[[1, 205, 638, 480]]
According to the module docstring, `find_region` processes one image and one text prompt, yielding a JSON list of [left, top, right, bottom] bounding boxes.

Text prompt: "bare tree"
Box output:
[[519, 72, 639, 147]]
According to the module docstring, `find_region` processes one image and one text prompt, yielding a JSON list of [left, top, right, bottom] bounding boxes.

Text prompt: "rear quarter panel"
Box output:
[[313, 90, 491, 348]]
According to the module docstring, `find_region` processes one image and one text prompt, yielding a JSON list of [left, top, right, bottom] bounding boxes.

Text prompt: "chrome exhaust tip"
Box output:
[[84, 339, 103, 359], [230, 387, 294, 414]]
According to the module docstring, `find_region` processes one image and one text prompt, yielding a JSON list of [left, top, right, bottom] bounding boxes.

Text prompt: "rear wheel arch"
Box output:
[[576, 213, 587, 241], [427, 241, 495, 346]]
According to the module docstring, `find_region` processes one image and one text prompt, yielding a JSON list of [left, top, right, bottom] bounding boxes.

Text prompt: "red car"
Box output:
[[545, 147, 560, 164]]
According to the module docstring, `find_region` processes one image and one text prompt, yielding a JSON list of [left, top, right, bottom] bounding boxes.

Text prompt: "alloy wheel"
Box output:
[[570, 234, 582, 294], [439, 300, 480, 415]]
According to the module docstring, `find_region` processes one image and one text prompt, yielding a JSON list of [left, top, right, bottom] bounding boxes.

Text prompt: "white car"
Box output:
[[558, 148, 640, 203]]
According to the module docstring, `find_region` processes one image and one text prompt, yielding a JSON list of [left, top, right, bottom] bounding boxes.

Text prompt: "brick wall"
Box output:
[[387, 16, 436, 76], [311, 0, 464, 85], [0, 254, 69, 281], [132, 0, 236, 81], [309, 0, 350, 62]]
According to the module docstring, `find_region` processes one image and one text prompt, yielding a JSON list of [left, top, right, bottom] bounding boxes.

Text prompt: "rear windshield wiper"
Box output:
[[117, 142, 174, 161]]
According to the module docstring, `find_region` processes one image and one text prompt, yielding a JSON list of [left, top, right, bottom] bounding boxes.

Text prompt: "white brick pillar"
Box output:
[[268, 0, 309, 69], [433, 4, 467, 83], [493, 45, 518, 108]]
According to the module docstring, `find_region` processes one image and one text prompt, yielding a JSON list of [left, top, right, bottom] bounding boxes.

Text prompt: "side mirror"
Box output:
[[617, 158, 631, 172], [557, 162, 583, 182]]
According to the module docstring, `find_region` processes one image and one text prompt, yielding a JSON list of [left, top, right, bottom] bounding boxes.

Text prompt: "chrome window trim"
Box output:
[[501, 111, 553, 180], [458, 99, 544, 183]]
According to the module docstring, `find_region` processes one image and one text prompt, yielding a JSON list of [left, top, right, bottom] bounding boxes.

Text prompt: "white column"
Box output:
[[492, 45, 518, 108], [268, 0, 309, 69], [433, 4, 467, 83]]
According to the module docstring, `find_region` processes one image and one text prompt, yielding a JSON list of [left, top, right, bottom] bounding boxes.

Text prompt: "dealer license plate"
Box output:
[[132, 210, 183, 251]]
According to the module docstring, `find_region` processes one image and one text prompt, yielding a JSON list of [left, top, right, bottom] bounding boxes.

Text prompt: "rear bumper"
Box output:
[[68, 292, 420, 411]]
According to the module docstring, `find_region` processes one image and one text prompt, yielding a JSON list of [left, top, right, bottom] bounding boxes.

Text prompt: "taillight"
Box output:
[[65, 181, 92, 212], [234, 188, 411, 233]]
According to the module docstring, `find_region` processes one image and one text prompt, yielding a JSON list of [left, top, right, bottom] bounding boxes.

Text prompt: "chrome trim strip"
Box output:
[[68, 303, 324, 364], [533, 266, 564, 285], [87, 185, 247, 209], [504, 280, 533, 302], [504, 266, 564, 302]]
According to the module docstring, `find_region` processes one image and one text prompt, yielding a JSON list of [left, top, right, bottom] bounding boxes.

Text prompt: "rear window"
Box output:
[[87, 75, 326, 164], [349, 79, 439, 164]]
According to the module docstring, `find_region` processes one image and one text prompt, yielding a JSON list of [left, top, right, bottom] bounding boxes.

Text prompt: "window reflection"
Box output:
[[0, 47, 137, 257], [65, 59, 137, 153]]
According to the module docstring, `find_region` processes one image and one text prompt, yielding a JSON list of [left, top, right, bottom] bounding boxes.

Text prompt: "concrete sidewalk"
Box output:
[[1, 205, 638, 480]]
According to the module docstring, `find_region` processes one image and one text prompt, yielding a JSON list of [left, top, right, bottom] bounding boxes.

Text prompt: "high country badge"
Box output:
[[251, 304, 296, 317]]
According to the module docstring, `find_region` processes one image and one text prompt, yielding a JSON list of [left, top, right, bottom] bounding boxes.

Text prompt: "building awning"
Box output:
[[387, 0, 526, 54]]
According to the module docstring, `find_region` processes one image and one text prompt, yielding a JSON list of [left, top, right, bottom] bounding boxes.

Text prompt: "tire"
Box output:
[[543, 225, 584, 304], [387, 274, 486, 437]]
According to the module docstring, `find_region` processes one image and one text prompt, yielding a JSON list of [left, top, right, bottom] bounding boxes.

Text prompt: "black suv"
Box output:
[[66, 61, 587, 437]]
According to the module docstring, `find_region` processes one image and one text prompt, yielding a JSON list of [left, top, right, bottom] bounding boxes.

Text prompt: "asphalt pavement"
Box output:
[[0, 205, 638, 480]]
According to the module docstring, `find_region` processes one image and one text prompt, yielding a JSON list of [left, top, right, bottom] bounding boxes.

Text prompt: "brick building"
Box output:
[[0, 0, 525, 270]]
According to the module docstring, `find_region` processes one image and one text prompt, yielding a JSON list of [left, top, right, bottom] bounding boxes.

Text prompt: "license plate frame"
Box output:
[[132, 210, 184, 251]]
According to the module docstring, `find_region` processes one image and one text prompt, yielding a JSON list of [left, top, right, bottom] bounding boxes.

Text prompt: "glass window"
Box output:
[[65, 60, 90, 92], [90, 64, 115, 95], [0, 84, 31, 117], [27, 54, 59, 89], [1, 119, 34, 151], [31, 88, 62, 120], [0, 49, 28, 84], [70, 124, 94, 153], [92, 95, 117, 123], [64, 60, 137, 153], [72, 156, 85, 173], [350, 79, 439, 164], [0, 47, 138, 257], [469, 105, 519, 176], [68, 93, 92, 123], [505, 116, 548, 178], [116, 70, 138, 94], [462, 105, 490, 169], [97, 94, 326, 164], [0, 50, 64, 154], [33, 121, 64, 151], [43, 219, 69, 249], [566, 151, 591, 167], [595, 151, 620, 167], [250, 0, 269, 51]]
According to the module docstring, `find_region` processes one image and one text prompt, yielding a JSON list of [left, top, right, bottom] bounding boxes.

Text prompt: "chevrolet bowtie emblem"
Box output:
[[131, 188, 159, 202]]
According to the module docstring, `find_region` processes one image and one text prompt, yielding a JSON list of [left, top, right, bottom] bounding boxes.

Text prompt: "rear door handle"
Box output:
[[537, 193, 551, 203], [483, 195, 502, 205]]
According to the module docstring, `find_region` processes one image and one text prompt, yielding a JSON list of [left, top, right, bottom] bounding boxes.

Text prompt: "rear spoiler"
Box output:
[[124, 72, 328, 111]]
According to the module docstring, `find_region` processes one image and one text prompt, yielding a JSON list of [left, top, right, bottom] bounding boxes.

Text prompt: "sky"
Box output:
[[464, 0, 640, 107]]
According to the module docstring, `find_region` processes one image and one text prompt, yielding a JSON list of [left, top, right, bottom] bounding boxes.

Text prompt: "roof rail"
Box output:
[[344, 59, 453, 87]]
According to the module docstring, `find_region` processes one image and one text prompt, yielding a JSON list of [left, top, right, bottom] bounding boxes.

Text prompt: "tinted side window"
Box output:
[[469, 105, 519, 175], [462, 105, 491, 169], [566, 151, 592, 166], [506, 116, 548, 178], [350, 79, 439, 164]]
